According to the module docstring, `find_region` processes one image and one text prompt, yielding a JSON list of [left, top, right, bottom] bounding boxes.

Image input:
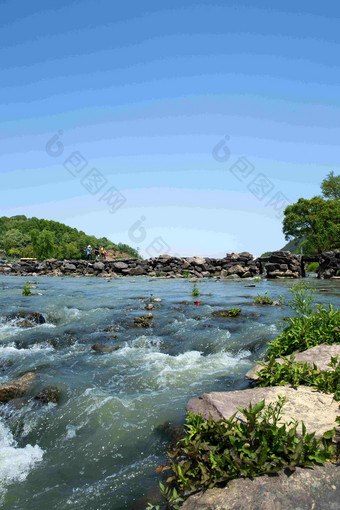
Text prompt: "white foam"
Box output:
[[0, 419, 44, 501]]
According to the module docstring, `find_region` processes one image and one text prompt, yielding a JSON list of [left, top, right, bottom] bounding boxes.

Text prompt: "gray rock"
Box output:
[[91, 344, 120, 353], [187, 386, 338, 437], [113, 261, 129, 270], [93, 261, 105, 271], [246, 344, 340, 381], [181, 464, 340, 510], [35, 386, 61, 404], [63, 263, 76, 271]]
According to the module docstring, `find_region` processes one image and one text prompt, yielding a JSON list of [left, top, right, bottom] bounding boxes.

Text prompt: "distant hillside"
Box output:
[[261, 237, 306, 258], [0, 216, 139, 260]]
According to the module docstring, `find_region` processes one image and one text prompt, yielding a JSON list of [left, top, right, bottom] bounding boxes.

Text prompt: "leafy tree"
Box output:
[[321, 171, 340, 200], [283, 196, 340, 254], [31, 229, 55, 260]]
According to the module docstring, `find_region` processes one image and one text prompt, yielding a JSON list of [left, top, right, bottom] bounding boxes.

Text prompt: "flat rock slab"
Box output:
[[181, 464, 340, 510], [246, 344, 340, 381], [186, 386, 339, 437], [0, 372, 37, 403]]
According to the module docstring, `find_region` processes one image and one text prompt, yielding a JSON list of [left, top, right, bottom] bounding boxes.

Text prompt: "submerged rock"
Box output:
[[181, 464, 340, 510], [35, 386, 61, 404], [187, 386, 338, 437], [246, 344, 340, 381], [7, 311, 46, 328], [132, 314, 154, 328], [0, 372, 37, 403], [91, 344, 120, 353], [145, 303, 155, 310], [103, 325, 120, 332]]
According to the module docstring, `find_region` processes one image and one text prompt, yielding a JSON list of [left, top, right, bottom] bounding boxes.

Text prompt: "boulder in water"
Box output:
[[0, 372, 37, 403], [91, 343, 120, 353], [35, 386, 61, 404], [7, 311, 46, 328]]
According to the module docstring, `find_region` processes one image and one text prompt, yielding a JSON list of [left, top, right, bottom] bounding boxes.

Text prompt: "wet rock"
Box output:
[[145, 303, 155, 310], [181, 464, 340, 510], [151, 298, 162, 303], [0, 372, 37, 403], [212, 309, 241, 318], [8, 311, 46, 327], [91, 344, 120, 353], [35, 386, 61, 404], [156, 421, 185, 448], [8, 396, 32, 410], [0, 359, 14, 371], [132, 314, 154, 328], [187, 386, 339, 437], [103, 325, 120, 332], [246, 344, 340, 381]]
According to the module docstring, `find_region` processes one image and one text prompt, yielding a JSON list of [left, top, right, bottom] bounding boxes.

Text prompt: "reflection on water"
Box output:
[[0, 276, 339, 509]]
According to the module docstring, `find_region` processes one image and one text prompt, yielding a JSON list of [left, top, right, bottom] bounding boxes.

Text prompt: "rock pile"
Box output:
[[318, 250, 340, 279], [0, 253, 262, 279], [265, 251, 303, 278]]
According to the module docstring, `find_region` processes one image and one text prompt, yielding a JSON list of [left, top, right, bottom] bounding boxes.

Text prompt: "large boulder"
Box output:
[[181, 464, 340, 510], [113, 261, 129, 270], [7, 311, 46, 328], [0, 372, 37, 403], [93, 261, 105, 271], [187, 386, 338, 437], [246, 344, 340, 381]]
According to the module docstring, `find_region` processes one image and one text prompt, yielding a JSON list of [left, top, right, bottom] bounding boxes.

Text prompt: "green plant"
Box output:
[[253, 277, 261, 283], [307, 262, 319, 273], [182, 271, 193, 278], [212, 308, 241, 318], [256, 355, 340, 400], [22, 282, 32, 296], [192, 283, 200, 297], [254, 291, 274, 305], [289, 283, 315, 317], [164, 397, 335, 497]]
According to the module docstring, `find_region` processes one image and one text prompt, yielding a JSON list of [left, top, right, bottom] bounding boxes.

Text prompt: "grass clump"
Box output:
[[163, 397, 336, 498], [212, 308, 241, 318], [253, 291, 279, 305], [22, 282, 32, 296], [266, 283, 340, 358], [192, 283, 200, 297], [256, 355, 340, 400]]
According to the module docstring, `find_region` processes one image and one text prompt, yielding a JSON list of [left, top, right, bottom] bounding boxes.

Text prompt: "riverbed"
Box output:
[[0, 275, 339, 509]]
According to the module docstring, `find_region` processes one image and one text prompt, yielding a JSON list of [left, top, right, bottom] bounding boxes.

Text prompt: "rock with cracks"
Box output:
[[186, 386, 338, 437], [181, 464, 340, 510]]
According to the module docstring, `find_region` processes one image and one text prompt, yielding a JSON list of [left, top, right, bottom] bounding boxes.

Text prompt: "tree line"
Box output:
[[283, 171, 340, 254], [0, 216, 139, 260]]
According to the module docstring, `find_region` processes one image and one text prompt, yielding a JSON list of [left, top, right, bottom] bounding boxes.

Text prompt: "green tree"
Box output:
[[321, 171, 340, 200], [31, 229, 55, 260], [283, 197, 340, 253]]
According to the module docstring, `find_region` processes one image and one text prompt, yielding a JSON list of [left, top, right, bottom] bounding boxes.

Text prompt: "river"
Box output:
[[0, 275, 339, 509]]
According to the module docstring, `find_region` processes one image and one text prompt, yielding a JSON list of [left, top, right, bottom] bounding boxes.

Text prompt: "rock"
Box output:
[[113, 261, 129, 270], [145, 303, 155, 310], [91, 344, 120, 353], [63, 263, 76, 271], [93, 261, 105, 271], [8, 311, 46, 327], [128, 266, 146, 275], [8, 397, 32, 410], [35, 386, 61, 404], [0, 372, 37, 403], [212, 309, 241, 318], [246, 344, 340, 381], [103, 325, 120, 332], [181, 464, 340, 510], [186, 386, 338, 437], [151, 298, 162, 302], [133, 314, 154, 328]]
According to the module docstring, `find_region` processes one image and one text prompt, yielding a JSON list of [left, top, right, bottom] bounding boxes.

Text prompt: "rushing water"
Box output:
[[0, 275, 339, 509]]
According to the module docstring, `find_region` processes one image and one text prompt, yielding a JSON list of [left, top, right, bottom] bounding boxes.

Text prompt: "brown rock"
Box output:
[[0, 372, 37, 403], [91, 344, 120, 353]]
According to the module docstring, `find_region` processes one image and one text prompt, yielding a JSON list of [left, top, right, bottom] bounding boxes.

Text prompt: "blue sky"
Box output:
[[1, 0, 339, 257]]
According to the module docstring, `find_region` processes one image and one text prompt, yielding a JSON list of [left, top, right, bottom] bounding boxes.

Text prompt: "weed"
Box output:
[[254, 291, 274, 305], [163, 397, 335, 497], [256, 355, 340, 400], [192, 283, 200, 297], [22, 283, 32, 296]]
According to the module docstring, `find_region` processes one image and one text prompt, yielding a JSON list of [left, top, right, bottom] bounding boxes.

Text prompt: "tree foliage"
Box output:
[[0, 216, 139, 260], [321, 171, 340, 200]]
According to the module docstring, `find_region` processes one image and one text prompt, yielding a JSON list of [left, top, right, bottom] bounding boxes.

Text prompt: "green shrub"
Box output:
[[256, 355, 340, 400], [267, 304, 340, 358], [307, 262, 319, 273], [22, 283, 32, 296], [192, 283, 200, 297], [253, 291, 277, 305], [164, 397, 335, 496], [212, 308, 241, 318]]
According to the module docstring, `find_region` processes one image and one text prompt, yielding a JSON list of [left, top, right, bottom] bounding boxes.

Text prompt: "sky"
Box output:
[[1, 0, 340, 258]]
